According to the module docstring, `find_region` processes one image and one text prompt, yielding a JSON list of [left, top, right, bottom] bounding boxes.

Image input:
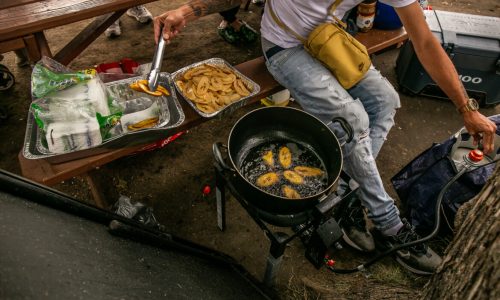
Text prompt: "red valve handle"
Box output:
[[468, 149, 484, 162]]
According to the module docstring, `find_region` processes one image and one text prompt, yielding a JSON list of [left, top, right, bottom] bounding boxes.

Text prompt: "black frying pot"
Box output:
[[213, 106, 352, 215]]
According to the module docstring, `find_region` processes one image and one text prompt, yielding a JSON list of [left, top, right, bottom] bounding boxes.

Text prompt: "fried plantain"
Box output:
[[262, 150, 274, 167], [283, 170, 304, 185], [282, 185, 301, 199], [294, 166, 324, 177], [127, 117, 159, 131], [256, 172, 279, 187], [279, 146, 292, 169]]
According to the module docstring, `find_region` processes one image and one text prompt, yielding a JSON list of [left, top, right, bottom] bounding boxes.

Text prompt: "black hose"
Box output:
[[326, 158, 496, 274]]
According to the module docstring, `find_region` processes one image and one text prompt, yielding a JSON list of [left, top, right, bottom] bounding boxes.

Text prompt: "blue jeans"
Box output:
[[262, 39, 402, 232]]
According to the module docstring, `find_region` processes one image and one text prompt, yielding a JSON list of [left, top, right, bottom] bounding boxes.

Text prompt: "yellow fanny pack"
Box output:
[[269, 0, 371, 89]]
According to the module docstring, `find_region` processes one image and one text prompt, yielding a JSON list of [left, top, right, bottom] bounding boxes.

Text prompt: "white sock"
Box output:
[[382, 221, 404, 236]]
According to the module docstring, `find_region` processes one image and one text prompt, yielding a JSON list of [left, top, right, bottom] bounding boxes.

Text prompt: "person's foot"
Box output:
[[105, 20, 121, 38], [218, 20, 240, 44], [126, 5, 153, 24], [337, 194, 375, 252], [238, 20, 259, 44], [373, 219, 442, 275], [218, 20, 258, 45]]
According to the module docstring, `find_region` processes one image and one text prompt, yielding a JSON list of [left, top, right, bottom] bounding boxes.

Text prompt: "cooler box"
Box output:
[[396, 10, 500, 106]]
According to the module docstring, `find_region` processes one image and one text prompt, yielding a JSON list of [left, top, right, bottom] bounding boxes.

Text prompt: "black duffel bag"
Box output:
[[391, 114, 500, 235]]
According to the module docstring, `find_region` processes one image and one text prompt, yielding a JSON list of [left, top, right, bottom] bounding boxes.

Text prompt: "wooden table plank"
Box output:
[[0, 0, 158, 42], [355, 27, 408, 54], [0, 0, 41, 10], [54, 10, 126, 65]]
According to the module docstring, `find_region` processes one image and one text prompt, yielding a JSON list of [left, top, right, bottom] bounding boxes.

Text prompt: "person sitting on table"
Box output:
[[105, 5, 153, 38], [152, 0, 496, 275]]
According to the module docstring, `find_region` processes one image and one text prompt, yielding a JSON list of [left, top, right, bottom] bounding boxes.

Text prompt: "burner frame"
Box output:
[[215, 161, 352, 287]]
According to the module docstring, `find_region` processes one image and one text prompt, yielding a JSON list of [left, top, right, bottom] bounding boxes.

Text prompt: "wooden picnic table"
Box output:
[[17, 25, 408, 208], [0, 0, 159, 65]]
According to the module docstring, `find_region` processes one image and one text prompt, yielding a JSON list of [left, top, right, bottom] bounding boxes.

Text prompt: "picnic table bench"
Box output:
[[17, 20, 407, 207], [0, 0, 159, 65]]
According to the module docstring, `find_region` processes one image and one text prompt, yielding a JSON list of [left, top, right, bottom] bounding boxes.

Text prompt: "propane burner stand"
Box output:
[[215, 161, 352, 287]]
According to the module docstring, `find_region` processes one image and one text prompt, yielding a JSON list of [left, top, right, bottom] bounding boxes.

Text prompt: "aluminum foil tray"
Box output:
[[22, 72, 185, 163], [171, 58, 260, 118]]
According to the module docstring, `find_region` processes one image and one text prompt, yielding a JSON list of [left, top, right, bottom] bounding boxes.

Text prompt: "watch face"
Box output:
[[469, 98, 479, 110]]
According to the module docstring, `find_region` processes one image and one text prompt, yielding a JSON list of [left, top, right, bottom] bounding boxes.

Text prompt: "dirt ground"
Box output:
[[1, 1, 499, 299]]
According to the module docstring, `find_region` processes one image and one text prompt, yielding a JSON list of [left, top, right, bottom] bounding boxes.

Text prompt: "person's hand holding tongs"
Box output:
[[128, 26, 170, 97]]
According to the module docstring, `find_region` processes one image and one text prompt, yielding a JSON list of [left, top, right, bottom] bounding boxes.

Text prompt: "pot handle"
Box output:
[[213, 142, 235, 172], [330, 117, 353, 146]]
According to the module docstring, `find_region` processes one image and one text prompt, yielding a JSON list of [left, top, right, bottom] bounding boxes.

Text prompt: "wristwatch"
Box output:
[[457, 98, 479, 114]]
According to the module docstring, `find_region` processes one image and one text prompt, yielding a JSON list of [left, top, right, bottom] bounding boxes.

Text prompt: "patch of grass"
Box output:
[[283, 273, 321, 300], [370, 262, 412, 286]]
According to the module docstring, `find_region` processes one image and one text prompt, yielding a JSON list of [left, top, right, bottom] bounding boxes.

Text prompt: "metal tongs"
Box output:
[[146, 26, 167, 92]]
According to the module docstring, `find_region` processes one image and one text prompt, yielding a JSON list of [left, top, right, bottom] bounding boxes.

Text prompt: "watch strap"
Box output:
[[457, 98, 479, 114]]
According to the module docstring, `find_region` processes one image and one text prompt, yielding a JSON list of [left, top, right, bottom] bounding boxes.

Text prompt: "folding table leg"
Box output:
[[82, 171, 106, 209], [34, 32, 52, 58]]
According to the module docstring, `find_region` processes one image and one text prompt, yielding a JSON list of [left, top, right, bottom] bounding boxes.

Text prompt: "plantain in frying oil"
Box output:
[[283, 170, 304, 185], [279, 146, 292, 169], [282, 185, 301, 199], [294, 166, 324, 177], [256, 172, 279, 187], [262, 150, 274, 167]]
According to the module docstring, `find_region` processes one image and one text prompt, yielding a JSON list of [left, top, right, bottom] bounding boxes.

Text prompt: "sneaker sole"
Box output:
[[394, 256, 434, 276]]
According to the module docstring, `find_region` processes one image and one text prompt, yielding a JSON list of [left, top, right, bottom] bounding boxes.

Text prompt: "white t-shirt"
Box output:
[[261, 0, 415, 48]]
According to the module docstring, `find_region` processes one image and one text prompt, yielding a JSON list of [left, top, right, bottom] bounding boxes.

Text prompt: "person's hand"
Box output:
[[462, 111, 497, 154], [153, 9, 187, 44]]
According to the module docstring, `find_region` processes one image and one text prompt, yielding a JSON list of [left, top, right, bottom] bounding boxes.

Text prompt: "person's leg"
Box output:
[[263, 41, 401, 233], [14, 49, 29, 67], [219, 5, 240, 24], [348, 69, 400, 159], [263, 38, 441, 273]]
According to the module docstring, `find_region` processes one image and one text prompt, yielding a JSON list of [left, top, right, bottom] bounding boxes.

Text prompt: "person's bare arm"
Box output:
[[154, 0, 242, 43], [395, 2, 496, 153]]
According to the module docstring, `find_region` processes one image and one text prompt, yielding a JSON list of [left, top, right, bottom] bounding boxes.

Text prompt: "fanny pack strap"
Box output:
[[268, 0, 346, 43], [328, 0, 347, 29]]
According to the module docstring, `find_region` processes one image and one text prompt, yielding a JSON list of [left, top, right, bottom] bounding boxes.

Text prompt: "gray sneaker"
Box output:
[[105, 20, 121, 38], [337, 195, 375, 252], [126, 5, 153, 24], [373, 219, 442, 275]]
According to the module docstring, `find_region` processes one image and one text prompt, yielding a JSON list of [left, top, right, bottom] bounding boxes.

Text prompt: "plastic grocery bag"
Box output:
[[31, 57, 96, 99], [113, 195, 165, 231], [29, 57, 121, 153]]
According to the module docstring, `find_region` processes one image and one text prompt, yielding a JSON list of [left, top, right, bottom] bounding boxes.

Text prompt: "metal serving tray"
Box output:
[[171, 58, 260, 118], [22, 72, 185, 163]]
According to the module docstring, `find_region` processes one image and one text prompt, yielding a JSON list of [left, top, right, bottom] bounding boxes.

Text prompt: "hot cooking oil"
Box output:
[[240, 141, 328, 198]]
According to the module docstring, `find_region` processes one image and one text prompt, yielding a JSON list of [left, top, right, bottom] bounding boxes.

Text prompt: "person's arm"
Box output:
[[395, 2, 496, 153], [153, 0, 242, 43]]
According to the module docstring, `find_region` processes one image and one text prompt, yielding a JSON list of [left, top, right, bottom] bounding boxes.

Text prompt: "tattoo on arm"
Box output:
[[187, 0, 241, 17]]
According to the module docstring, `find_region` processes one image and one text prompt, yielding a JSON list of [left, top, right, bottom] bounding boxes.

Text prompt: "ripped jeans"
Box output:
[[262, 39, 402, 232]]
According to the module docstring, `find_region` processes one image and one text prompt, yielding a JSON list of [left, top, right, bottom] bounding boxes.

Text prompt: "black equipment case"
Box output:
[[396, 10, 500, 106]]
